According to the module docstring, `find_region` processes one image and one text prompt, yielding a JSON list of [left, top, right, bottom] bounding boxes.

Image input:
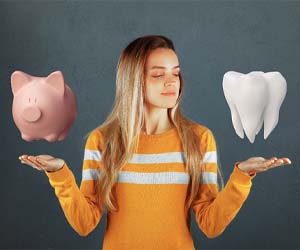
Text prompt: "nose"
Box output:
[[22, 106, 41, 122], [164, 79, 176, 86], [164, 75, 178, 86]]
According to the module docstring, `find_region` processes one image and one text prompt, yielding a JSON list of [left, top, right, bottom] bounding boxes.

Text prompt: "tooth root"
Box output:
[[222, 72, 244, 139], [255, 111, 264, 135], [263, 72, 287, 139], [231, 103, 244, 139]]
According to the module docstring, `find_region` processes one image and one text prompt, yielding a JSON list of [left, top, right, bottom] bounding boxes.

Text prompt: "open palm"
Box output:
[[19, 154, 65, 172], [237, 156, 291, 175]]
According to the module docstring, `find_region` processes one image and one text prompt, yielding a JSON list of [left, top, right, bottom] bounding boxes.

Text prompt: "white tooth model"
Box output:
[[222, 71, 287, 143]]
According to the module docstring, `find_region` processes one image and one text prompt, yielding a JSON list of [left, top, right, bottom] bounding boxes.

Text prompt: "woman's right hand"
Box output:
[[19, 154, 65, 173]]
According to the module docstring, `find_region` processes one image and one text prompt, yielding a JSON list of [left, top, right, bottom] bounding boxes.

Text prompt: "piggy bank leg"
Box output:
[[21, 133, 34, 142], [57, 122, 73, 141], [57, 128, 69, 141], [45, 134, 59, 142], [58, 133, 67, 141]]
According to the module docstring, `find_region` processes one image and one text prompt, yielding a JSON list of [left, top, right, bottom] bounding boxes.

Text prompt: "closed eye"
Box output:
[[153, 74, 179, 78]]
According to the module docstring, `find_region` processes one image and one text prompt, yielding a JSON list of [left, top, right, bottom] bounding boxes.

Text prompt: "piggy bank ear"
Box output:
[[46, 71, 65, 97], [11, 70, 31, 95]]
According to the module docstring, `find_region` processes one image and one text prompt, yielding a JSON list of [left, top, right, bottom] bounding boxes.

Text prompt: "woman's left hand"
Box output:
[[237, 156, 292, 175]]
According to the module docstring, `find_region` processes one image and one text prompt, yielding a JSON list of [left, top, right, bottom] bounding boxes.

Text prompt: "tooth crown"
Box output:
[[222, 71, 287, 143]]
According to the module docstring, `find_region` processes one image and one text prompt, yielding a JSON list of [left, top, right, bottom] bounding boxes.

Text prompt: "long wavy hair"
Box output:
[[84, 34, 224, 215]]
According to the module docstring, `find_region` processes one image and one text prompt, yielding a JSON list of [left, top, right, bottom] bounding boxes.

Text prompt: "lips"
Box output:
[[222, 71, 287, 143], [161, 91, 176, 96]]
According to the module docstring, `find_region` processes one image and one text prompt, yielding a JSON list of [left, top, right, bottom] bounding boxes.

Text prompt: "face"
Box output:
[[143, 48, 181, 110]]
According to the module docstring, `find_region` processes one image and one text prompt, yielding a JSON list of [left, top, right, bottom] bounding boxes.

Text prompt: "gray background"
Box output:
[[0, 0, 299, 249]]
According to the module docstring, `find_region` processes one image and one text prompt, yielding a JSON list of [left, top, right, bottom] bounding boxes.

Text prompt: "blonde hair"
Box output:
[[84, 35, 224, 216]]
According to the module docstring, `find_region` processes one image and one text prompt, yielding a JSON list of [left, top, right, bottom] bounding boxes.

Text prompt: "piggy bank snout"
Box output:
[[22, 106, 41, 122]]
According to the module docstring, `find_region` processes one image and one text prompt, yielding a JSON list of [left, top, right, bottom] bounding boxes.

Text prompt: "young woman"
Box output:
[[19, 35, 291, 250]]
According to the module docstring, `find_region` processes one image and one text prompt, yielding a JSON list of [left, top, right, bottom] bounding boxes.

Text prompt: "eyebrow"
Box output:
[[149, 65, 180, 70]]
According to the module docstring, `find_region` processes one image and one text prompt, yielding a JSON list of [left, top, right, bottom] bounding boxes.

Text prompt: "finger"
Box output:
[[268, 160, 284, 169], [258, 159, 276, 171], [28, 156, 46, 170], [267, 158, 291, 170], [20, 156, 44, 171], [272, 158, 290, 166], [19, 154, 29, 159], [20, 159, 43, 171], [35, 157, 47, 166], [19, 156, 32, 165], [281, 158, 291, 164], [19, 156, 41, 170], [269, 157, 291, 165]]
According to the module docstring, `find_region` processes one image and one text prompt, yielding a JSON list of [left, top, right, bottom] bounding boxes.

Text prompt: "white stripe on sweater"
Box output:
[[82, 169, 217, 185], [83, 150, 217, 164]]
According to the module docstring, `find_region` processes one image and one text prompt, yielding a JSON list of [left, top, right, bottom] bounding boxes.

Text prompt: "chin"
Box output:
[[162, 103, 177, 109], [147, 100, 177, 109]]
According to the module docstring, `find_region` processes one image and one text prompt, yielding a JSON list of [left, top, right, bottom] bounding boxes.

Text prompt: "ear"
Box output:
[[11, 70, 31, 95], [45, 70, 65, 97]]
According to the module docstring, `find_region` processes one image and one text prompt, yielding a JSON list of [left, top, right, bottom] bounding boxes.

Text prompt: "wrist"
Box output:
[[46, 164, 64, 173], [236, 162, 243, 170], [235, 162, 255, 176]]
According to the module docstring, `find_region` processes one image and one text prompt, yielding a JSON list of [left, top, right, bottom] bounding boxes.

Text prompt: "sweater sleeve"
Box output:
[[44, 129, 104, 237], [192, 128, 256, 238]]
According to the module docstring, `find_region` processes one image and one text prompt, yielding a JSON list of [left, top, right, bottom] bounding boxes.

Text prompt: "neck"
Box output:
[[142, 106, 173, 135]]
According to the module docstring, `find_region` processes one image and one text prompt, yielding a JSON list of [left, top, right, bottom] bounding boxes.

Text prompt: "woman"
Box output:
[[19, 35, 291, 250]]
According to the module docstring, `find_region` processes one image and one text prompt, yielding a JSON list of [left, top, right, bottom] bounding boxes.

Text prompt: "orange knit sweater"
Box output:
[[45, 124, 256, 250]]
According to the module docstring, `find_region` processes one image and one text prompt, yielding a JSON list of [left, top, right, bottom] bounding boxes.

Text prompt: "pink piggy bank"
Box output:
[[11, 70, 77, 142]]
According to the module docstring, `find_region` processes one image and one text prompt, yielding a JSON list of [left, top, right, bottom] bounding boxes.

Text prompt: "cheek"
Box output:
[[144, 82, 162, 102], [144, 85, 156, 99], [144, 79, 159, 93]]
